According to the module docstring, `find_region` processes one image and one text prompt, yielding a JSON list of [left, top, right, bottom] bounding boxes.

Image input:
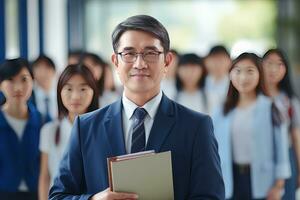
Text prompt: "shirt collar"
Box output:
[[122, 91, 163, 120]]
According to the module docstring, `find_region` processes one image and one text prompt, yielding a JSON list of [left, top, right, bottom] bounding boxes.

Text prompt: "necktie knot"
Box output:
[[133, 107, 147, 121]]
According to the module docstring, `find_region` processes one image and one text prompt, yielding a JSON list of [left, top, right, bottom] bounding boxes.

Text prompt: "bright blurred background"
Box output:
[[1, 0, 300, 94]]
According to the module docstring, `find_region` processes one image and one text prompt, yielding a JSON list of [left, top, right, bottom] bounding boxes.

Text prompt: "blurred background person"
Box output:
[[204, 45, 231, 114], [67, 50, 85, 65], [212, 53, 290, 200], [30, 55, 57, 124], [262, 49, 300, 200], [82, 52, 120, 108], [38, 64, 99, 200], [0, 58, 42, 200], [175, 53, 207, 113], [161, 49, 179, 100]]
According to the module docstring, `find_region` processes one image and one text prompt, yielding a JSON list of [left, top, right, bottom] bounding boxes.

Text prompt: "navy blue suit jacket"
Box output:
[[49, 94, 225, 200]]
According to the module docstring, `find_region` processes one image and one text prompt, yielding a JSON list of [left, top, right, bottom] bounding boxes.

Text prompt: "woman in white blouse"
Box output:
[[175, 53, 207, 113], [38, 64, 99, 200], [212, 53, 291, 200], [263, 49, 300, 200]]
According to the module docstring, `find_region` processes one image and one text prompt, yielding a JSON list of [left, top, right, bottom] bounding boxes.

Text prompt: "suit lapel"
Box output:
[[104, 99, 126, 156], [146, 94, 176, 152]]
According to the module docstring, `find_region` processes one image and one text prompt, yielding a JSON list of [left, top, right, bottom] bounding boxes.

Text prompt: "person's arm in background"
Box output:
[[267, 104, 291, 200], [39, 152, 51, 200], [290, 98, 300, 187], [189, 115, 225, 200], [291, 127, 300, 187]]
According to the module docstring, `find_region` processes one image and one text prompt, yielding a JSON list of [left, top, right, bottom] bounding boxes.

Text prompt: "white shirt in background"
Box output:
[[3, 111, 27, 140], [99, 90, 120, 108], [122, 91, 162, 154], [231, 102, 256, 164], [39, 117, 73, 185], [176, 90, 207, 113], [161, 78, 177, 100], [205, 75, 229, 115]]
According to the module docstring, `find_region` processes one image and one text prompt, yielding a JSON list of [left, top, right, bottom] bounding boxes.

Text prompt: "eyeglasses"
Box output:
[[117, 51, 163, 63]]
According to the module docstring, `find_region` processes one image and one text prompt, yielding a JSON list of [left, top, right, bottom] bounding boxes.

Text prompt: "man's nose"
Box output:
[[133, 55, 147, 69]]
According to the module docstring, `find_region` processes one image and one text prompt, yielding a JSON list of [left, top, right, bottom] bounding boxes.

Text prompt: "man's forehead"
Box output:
[[117, 30, 163, 51]]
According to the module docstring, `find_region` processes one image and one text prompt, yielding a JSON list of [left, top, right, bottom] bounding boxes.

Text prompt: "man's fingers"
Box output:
[[110, 191, 138, 199]]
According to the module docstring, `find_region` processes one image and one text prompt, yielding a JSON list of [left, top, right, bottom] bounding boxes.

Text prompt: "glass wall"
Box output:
[[84, 0, 277, 58]]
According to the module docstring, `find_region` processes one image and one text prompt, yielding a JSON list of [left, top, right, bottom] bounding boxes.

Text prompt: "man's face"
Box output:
[[112, 30, 172, 99]]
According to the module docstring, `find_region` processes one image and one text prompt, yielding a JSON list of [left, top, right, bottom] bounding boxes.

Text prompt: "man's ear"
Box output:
[[164, 52, 173, 67], [163, 52, 173, 75], [111, 53, 118, 68]]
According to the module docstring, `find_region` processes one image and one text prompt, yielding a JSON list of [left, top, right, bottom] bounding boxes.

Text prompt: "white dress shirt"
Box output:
[[122, 91, 162, 153]]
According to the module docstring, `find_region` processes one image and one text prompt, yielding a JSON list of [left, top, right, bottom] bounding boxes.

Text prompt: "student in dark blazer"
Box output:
[[49, 15, 225, 200], [0, 58, 42, 200]]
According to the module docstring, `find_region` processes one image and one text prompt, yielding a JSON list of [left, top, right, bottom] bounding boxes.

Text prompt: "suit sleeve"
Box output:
[[189, 115, 225, 200], [49, 116, 93, 200]]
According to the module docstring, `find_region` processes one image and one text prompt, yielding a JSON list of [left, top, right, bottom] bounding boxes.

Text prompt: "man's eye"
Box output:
[[145, 52, 157, 55], [123, 52, 136, 56]]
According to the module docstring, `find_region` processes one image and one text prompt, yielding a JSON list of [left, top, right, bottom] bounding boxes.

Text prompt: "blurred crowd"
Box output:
[[0, 45, 300, 200]]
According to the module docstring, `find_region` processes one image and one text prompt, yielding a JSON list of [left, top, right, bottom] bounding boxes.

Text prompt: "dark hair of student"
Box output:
[[82, 52, 106, 96], [209, 45, 230, 58], [31, 54, 56, 71], [0, 58, 33, 83], [175, 53, 206, 91], [112, 15, 170, 53], [0, 58, 33, 105], [68, 50, 85, 64], [55, 64, 99, 145], [223, 52, 266, 115], [263, 48, 296, 98]]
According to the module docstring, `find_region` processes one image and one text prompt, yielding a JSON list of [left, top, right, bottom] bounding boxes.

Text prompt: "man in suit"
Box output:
[[49, 15, 225, 200]]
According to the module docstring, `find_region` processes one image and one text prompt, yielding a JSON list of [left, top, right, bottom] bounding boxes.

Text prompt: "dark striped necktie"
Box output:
[[44, 96, 52, 123], [131, 107, 148, 153]]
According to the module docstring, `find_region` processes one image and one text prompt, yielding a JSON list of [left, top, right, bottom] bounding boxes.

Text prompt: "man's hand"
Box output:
[[90, 188, 138, 200]]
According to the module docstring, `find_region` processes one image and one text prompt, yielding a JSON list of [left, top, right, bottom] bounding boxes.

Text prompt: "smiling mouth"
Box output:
[[131, 74, 150, 77]]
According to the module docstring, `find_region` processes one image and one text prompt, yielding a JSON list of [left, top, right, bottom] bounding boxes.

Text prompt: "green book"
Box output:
[[107, 151, 174, 200]]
